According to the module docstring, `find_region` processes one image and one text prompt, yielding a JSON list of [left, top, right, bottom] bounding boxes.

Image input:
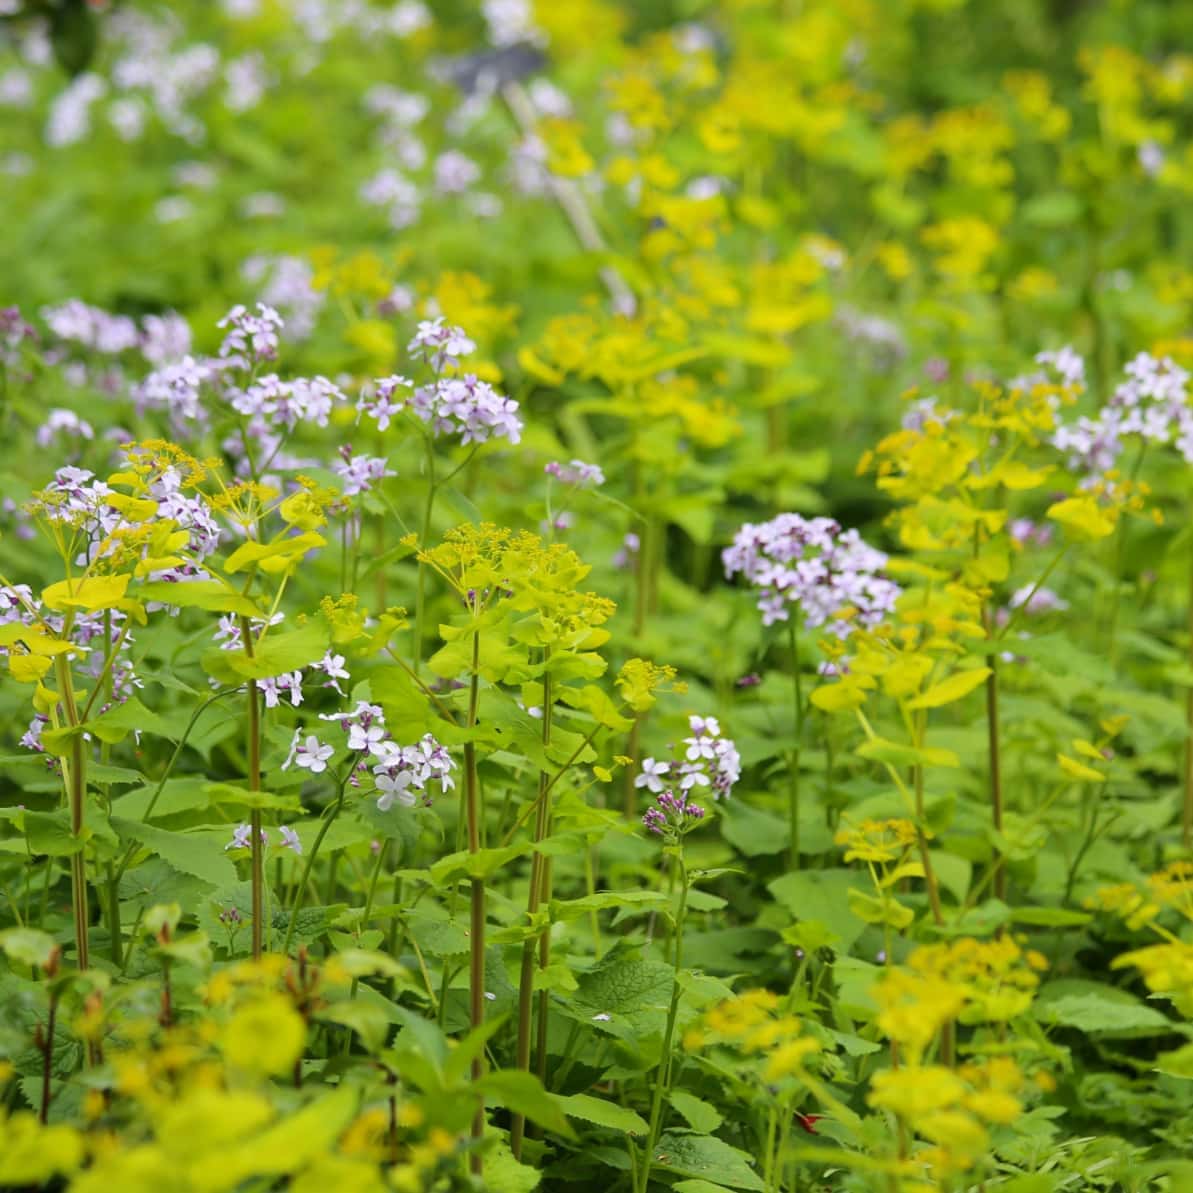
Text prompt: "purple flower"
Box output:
[[372, 732, 456, 810], [407, 317, 475, 370], [333, 448, 395, 496], [356, 375, 414, 431], [545, 459, 604, 488], [643, 789, 707, 838], [217, 302, 284, 365], [225, 823, 268, 851], [278, 826, 303, 855], [724, 514, 900, 638]]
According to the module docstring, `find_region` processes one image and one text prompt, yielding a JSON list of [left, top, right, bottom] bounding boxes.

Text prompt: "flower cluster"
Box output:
[[408, 317, 476, 371], [723, 513, 900, 635], [371, 734, 456, 810], [545, 458, 604, 488], [1053, 351, 1193, 477], [834, 817, 918, 864], [405, 375, 523, 446], [642, 789, 706, 837], [333, 447, 396, 496], [684, 988, 822, 1085], [217, 302, 284, 365], [303, 701, 456, 809], [635, 714, 740, 800]]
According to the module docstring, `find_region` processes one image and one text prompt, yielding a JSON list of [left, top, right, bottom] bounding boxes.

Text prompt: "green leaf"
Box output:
[[406, 911, 471, 957], [223, 531, 326, 574], [670, 1090, 723, 1134], [1021, 191, 1083, 227], [1155, 1042, 1193, 1079], [202, 620, 329, 682], [484, 1136, 542, 1193], [551, 890, 669, 921], [906, 667, 990, 710], [429, 843, 531, 883], [769, 870, 864, 954], [653, 1132, 764, 1191], [847, 887, 914, 928], [1009, 907, 1092, 928], [855, 737, 959, 768], [24, 810, 83, 857], [0, 928, 60, 969], [203, 781, 302, 812], [317, 999, 389, 1053], [478, 1070, 576, 1138], [114, 819, 236, 888], [554, 1093, 647, 1135], [138, 580, 261, 616], [573, 958, 675, 1018], [1035, 985, 1174, 1037], [720, 800, 789, 858]]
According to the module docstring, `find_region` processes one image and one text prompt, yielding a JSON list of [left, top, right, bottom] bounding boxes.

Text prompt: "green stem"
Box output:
[[283, 770, 352, 955], [1184, 547, 1193, 851], [984, 616, 1006, 902], [413, 437, 437, 673], [464, 626, 484, 1178], [788, 614, 804, 871], [240, 617, 264, 959], [54, 654, 89, 971], [639, 854, 689, 1193], [512, 669, 553, 1158]]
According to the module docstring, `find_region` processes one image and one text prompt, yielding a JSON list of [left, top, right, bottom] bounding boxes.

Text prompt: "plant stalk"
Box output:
[[240, 617, 264, 959], [639, 854, 689, 1193], [512, 669, 552, 1158], [788, 615, 804, 871], [1185, 548, 1193, 850], [54, 655, 89, 971], [464, 627, 484, 1176]]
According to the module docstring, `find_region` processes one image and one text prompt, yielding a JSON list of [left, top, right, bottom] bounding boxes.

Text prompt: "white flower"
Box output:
[[295, 734, 333, 774], [348, 722, 387, 755], [375, 768, 417, 811], [634, 757, 670, 793]]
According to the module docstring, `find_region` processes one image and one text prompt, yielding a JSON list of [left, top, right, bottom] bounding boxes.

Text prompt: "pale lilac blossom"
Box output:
[[723, 514, 900, 637]]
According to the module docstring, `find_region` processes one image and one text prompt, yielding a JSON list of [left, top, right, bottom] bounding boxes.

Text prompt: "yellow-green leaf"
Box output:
[[906, 667, 991, 710]]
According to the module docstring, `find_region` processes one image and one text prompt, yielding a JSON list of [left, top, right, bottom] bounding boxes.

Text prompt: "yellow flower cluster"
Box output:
[[835, 817, 918, 864], [868, 1056, 1034, 1176], [685, 988, 821, 1084]]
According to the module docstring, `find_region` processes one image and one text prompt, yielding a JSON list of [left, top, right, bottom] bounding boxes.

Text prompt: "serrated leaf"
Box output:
[[653, 1132, 764, 1191], [114, 819, 236, 888], [670, 1090, 723, 1134], [554, 1092, 647, 1135], [203, 781, 302, 812]]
